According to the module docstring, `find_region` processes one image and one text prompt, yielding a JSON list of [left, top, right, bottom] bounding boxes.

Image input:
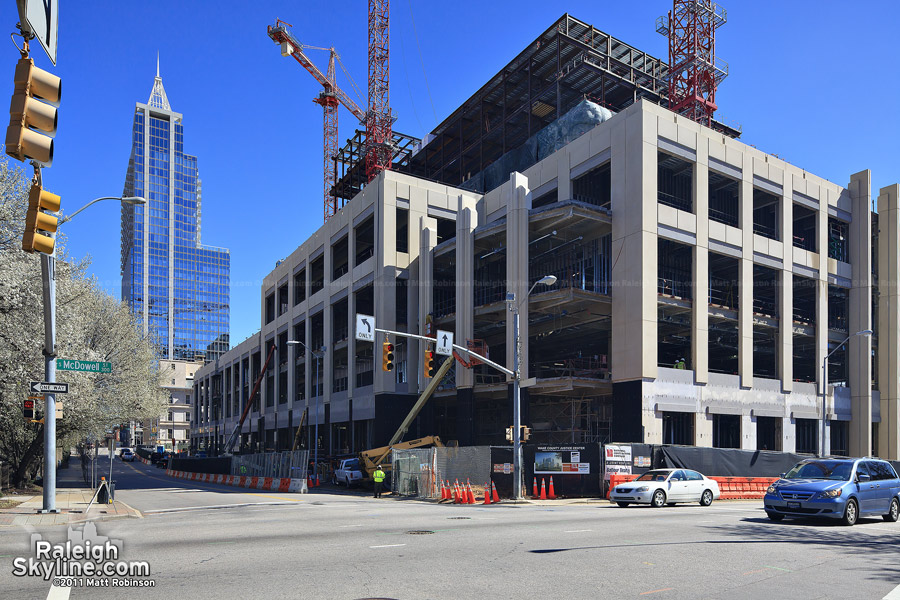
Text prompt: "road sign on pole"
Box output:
[[56, 359, 112, 373], [355, 313, 375, 342], [436, 330, 454, 356], [20, 0, 58, 65], [29, 381, 68, 394]]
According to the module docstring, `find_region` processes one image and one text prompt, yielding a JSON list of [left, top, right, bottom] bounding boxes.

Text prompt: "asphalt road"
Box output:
[[2, 459, 900, 600]]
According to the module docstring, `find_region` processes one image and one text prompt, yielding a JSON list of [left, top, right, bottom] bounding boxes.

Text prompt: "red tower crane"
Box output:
[[366, 0, 392, 182], [657, 0, 728, 128], [268, 21, 365, 222]]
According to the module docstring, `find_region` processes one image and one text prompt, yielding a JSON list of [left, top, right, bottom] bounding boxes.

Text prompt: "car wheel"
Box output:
[[616, 502, 630, 508], [883, 498, 900, 523], [766, 512, 784, 522], [700, 490, 714, 506], [651, 489, 666, 508], [842, 499, 859, 526]]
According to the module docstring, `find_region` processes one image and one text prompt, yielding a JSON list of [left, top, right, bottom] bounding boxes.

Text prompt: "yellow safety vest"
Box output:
[[373, 469, 385, 483]]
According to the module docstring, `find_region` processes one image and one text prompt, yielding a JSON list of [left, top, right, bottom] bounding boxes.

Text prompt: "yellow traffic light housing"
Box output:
[[382, 342, 395, 371], [22, 183, 59, 254], [6, 58, 61, 165], [424, 348, 436, 378]]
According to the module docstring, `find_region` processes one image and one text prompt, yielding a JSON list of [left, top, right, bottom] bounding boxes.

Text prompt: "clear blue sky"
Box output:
[[3, 1, 897, 347]]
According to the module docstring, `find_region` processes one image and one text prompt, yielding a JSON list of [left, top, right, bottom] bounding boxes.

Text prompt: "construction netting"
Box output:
[[392, 446, 491, 499], [231, 450, 309, 480]]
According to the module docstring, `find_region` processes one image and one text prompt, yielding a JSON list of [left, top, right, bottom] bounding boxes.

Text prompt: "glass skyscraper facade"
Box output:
[[121, 68, 230, 362]]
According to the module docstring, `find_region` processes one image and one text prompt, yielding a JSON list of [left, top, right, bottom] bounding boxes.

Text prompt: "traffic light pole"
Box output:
[[40, 250, 58, 513]]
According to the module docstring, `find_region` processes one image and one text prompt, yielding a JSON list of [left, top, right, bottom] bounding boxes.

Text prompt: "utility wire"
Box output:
[[407, 0, 439, 125]]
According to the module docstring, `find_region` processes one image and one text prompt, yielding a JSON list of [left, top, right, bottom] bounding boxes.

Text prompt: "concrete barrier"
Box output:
[[165, 469, 308, 494]]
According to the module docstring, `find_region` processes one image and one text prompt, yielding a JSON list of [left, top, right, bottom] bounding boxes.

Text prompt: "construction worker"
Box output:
[[373, 465, 386, 498], [675, 357, 686, 369]]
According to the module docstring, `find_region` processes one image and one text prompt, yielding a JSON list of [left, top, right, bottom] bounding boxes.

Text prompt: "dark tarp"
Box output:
[[170, 456, 231, 475], [657, 446, 806, 477]]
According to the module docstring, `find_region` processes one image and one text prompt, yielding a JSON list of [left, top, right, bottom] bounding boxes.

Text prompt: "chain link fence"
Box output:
[[393, 446, 491, 498], [231, 450, 309, 480]]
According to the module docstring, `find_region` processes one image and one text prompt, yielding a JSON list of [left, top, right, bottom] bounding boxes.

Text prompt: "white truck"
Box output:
[[333, 458, 364, 487]]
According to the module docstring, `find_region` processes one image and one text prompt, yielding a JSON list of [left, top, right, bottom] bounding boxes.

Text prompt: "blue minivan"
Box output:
[[764, 458, 900, 526]]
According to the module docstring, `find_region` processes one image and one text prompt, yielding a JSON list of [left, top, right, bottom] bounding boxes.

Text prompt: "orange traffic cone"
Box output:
[[445, 480, 452, 500], [540, 478, 547, 500], [440, 480, 447, 500], [483, 483, 491, 505], [467, 483, 476, 504], [491, 481, 500, 503], [548, 476, 557, 500], [532, 477, 538, 498]]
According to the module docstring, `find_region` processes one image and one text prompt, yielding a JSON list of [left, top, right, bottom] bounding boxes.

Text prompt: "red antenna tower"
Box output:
[[657, 0, 727, 128], [366, 0, 392, 183]]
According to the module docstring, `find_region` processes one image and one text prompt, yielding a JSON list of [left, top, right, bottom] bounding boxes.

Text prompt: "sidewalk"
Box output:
[[0, 454, 141, 528]]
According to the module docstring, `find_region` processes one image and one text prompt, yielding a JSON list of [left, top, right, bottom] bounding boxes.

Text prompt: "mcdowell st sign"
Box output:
[[56, 359, 112, 374]]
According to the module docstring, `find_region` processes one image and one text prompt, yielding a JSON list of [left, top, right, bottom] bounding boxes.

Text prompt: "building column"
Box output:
[[505, 172, 531, 379], [878, 184, 900, 459], [848, 170, 873, 457], [780, 183, 793, 392], [739, 174, 754, 388], [455, 196, 478, 389], [694, 147, 709, 384], [741, 414, 756, 450], [416, 217, 437, 393], [816, 184, 829, 447]]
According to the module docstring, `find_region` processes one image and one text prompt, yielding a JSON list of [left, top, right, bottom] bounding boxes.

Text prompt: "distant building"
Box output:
[[120, 62, 230, 363]]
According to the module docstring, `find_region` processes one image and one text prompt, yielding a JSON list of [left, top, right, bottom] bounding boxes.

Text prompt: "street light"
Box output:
[[820, 329, 872, 458], [287, 339, 325, 485], [507, 274, 557, 500], [39, 195, 146, 513]]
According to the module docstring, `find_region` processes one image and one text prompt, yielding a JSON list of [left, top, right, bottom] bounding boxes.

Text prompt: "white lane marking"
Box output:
[[370, 544, 406, 549], [564, 529, 593, 533], [882, 582, 900, 599], [46, 585, 71, 600]]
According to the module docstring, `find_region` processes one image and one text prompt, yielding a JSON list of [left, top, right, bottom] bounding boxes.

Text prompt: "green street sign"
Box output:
[[56, 359, 112, 374]]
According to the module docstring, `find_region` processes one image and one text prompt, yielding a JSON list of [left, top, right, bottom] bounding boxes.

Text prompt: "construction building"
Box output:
[[191, 13, 899, 460]]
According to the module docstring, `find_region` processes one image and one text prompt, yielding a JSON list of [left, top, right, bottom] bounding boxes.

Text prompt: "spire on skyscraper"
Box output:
[[148, 54, 171, 111]]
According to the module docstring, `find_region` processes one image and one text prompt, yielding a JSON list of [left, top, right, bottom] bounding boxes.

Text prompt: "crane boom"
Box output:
[[267, 24, 365, 120]]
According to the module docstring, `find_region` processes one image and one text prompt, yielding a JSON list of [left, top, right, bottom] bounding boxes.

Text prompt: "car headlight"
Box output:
[[766, 485, 777, 494], [819, 488, 842, 499], [635, 486, 649, 492]]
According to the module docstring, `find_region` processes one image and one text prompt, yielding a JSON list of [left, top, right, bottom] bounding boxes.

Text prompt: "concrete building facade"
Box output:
[[192, 99, 899, 461]]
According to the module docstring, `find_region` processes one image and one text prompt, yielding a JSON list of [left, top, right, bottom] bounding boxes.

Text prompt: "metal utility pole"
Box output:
[[40, 248, 57, 511]]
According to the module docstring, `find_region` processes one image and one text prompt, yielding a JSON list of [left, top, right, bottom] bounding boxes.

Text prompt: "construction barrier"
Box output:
[[165, 469, 308, 493]]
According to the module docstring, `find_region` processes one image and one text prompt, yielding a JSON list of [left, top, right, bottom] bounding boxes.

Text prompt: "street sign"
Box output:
[[24, 398, 34, 419], [436, 329, 454, 356], [355, 313, 375, 342], [21, 0, 58, 65], [56, 359, 112, 373], [29, 381, 68, 394]]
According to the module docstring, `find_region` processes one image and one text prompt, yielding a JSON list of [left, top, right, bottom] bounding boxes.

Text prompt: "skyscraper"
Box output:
[[121, 63, 230, 362]]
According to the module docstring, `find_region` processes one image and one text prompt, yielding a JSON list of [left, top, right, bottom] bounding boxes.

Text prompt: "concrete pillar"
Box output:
[[455, 196, 478, 389], [780, 183, 793, 392], [782, 417, 796, 453], [417, 218, 437, 393], [741, 414, 756, 450], [375, 175, 397, 395], [696, 412, 712, 447], [693, 147, 709, 384], [816, 185, 829, 438], [848, 170, 873, 457], [739, 173, 754, 388], [878, 184, 900, 459], [557, 150, 571, 201], [505, 172, 531, 379]]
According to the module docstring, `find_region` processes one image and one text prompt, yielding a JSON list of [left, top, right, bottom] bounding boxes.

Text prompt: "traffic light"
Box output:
[[522, 426, 532, 441], [22, 183, 60, 254], [505, 426, 513, 442], [6, 58, 61, 165], [382, 341, 394, 371], [424, 348, 435, 378], [24, 399, 34, 420]]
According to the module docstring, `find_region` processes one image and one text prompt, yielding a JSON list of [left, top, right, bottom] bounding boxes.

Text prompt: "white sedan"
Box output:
[[610, 468, 721, 508]]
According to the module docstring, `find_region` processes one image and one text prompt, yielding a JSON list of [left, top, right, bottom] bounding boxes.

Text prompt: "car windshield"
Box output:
[[784, 460, 854, 481], [344, 459, 359, 469], [635, 470, 670, 482]]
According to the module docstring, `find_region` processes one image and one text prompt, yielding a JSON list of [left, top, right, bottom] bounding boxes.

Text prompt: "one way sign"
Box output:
[[30, 381, 68, 394], [436, 330, 454, 356]]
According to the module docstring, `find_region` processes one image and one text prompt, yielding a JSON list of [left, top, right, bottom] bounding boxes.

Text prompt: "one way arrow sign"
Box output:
[[30, 381, 68, 394], [436, 330, 453, 356]]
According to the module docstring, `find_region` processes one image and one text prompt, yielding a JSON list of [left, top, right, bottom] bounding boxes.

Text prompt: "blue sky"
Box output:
[[3, 1, 897, 347]]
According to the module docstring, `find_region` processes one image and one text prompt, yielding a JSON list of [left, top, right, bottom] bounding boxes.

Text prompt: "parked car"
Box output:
[[333, 458, 364, 487], [121, 449, 135, 462], [116, 446, 133, 458], [610, 468, 721, 508], [764, 458, 900, 526]]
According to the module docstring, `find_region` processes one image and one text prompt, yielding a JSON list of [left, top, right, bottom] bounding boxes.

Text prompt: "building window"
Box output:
[[756, 416, 782, 451], [265, 292, 275, 324], [657, 152, 693, 213], [355, 216, 375, 265], [828, 218, 849, 262], [277, 283, 289, 316], [830, 421, 849, 456], [712, 414, 740, 448], [294, 268, 306, 305], [708, 171, 739, 227], [332, 236, 349, 280], [572, 162, 611, 209], [795, 418, 818, 454], [662, 412, 694, 445], [753, 189, 780, 240], [396, 207, 409, 253]]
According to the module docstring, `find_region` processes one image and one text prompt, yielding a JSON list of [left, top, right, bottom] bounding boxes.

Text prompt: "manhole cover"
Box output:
[[448, 516, 470, 520], [407, 530, 434, 535]]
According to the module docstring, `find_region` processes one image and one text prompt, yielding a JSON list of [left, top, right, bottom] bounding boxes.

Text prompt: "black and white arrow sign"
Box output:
[[436, 330, 453, 356], [29, 381, 68, 394], [355, 313, 376, 342]]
